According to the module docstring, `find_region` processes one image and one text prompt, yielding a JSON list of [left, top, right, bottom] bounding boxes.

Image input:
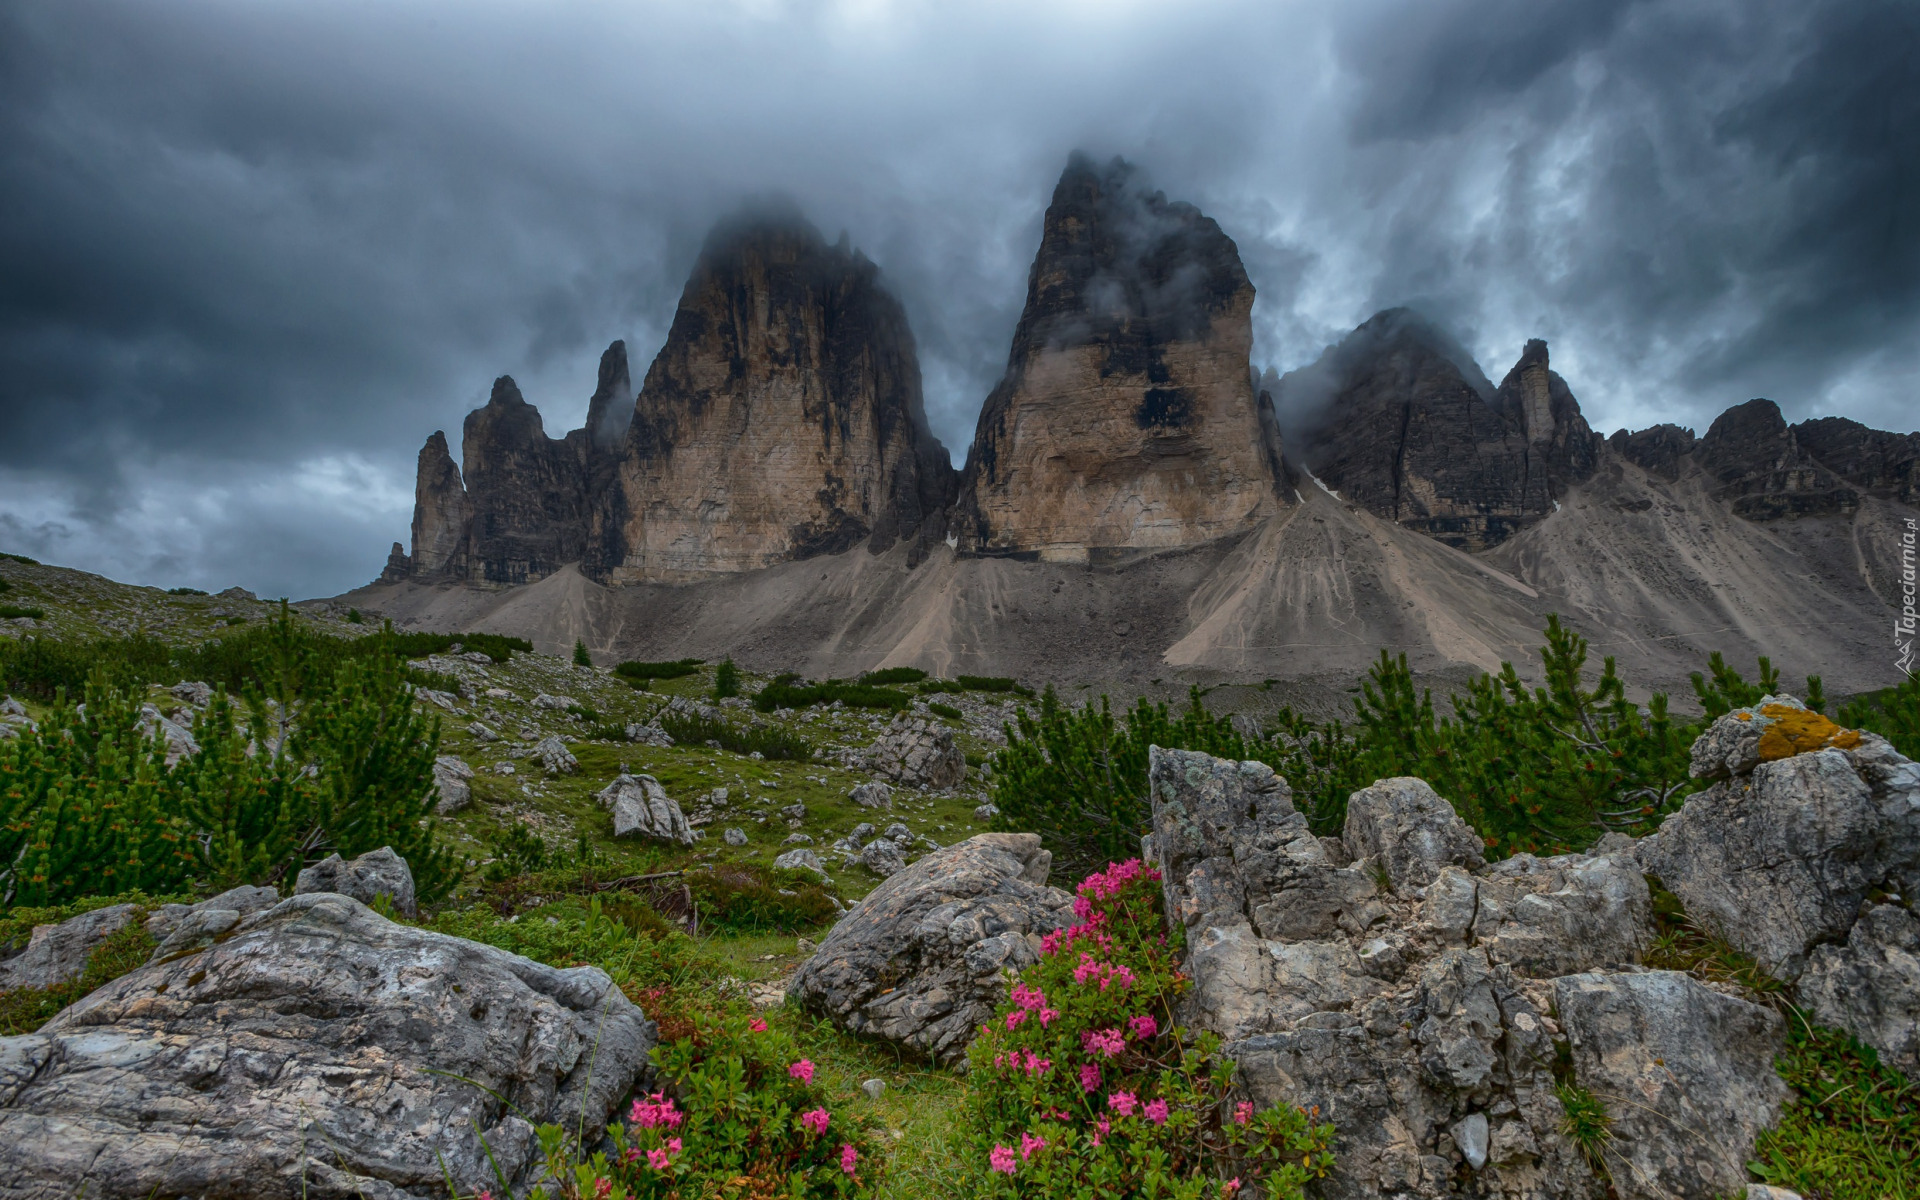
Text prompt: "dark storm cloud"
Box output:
[[0, 0, 1914, 598]]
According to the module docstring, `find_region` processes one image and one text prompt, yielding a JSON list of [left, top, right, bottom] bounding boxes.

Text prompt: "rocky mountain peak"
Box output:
[[583, 340, 633, 453], [1277, 309, 1594, 550], [1694, 398, 1858, 520], [957, 154, 1281, 561], [596, 211, 955, 580]]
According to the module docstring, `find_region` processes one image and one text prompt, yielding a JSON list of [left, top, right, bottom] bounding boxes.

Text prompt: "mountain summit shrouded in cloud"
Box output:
[[0, 0, 1915, 598]]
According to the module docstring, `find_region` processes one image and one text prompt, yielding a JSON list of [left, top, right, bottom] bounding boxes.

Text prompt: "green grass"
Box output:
[[1752, 1007, 1920, 1200], [1553, 1081, 1613, 1174], [0, 904, 163, 1035]]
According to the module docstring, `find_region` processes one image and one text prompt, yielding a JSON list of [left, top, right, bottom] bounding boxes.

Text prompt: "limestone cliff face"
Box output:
[[1276, 310, 1597, 550], [955, 155, 1280, 561], [460, 377, 589, 585], [1694, 399, 1859, 520], [1790, 416, 1920, 506], [599, 216, 955, 581], [1608, 424, 1696, 481], [409, 430, 471, 579]]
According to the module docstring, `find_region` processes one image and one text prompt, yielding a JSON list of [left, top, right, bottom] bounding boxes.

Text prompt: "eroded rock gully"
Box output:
[[1145, 704, 1920, 1200]]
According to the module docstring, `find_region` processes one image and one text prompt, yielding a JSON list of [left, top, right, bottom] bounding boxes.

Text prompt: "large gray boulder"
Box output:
[[531, 734, 578, 775], [1798, 903, 1920, 1081], [0, 893, 654, 1200], [1343, 776, 1487, 892], [787, 833, 1073, 1063], [432, 754, 474, 815], [135, 703, 198, 766], [0, 905, 141, 992], [294, 846, 418, 918], [1147, 746, 1791, 1200], [863, 714, 966, 790], [597, 774, 694, 845], [1640, 711, 1920, 981], [1554, 970, 1787, 1200]]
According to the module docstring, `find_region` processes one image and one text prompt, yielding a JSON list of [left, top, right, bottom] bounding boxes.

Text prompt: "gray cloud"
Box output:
[[1, 0, 1913, 599]]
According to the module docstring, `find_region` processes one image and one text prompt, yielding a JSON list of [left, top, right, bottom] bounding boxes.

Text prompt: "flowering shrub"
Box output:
[[526, 1007, 883, 1199], [961, 859, 1336, 1198]]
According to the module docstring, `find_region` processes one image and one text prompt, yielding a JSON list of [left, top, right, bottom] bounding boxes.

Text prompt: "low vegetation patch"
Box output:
[[961, 858, 1335, 1197], [859, 667, 927, 686], [656, 708, 815, 761], [615, 658, 705, 683], [0, 604, 46, 620], [754, 674, 915, 713], [1752, 1009, 1920, 1200]]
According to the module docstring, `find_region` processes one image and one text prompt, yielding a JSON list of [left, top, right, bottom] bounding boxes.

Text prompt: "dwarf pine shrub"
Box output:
[[959, 859, 1336, 1198]]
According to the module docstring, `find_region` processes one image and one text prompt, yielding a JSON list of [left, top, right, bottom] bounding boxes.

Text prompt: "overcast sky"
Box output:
[[2, 0, 1914, 599]]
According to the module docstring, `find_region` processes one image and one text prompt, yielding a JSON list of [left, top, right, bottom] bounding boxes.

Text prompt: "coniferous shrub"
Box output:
[[573, 639, 592, 666], [859, 666, 926, 685], [615, 658, 705, 682], [753, 675, 912, 713], [712, 657, 739, 699], [656, 709, 814, 761], [1841, 673, 1920, 759]]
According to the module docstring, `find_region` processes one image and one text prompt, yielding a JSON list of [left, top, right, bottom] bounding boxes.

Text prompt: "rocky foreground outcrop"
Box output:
[[0, 892, 655, 1200], [787, 833, 1074, 1063], [956, 154, 1283, 561], [1143, 699, 1920, 1200]]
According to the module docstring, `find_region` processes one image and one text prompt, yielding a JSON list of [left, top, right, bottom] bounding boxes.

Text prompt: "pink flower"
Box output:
[[1020, 1132, 1047, 1161], [1083, 1027, 1125, 1058], [1224, 1179, 1242, 1195], [1092, 1115, 1111, 1146], [479, 1193, 495, 1200], [1021, 1050, 1051, 1077], [646, 1148, 671, 1170], [1144, 1098, 1170, 1125], [749, 1018, 768, 1032], [594, 1179, 611, 1200], [1129, 1014, 1158, 1040], [1108, 1090, 1138, 1117], [666, 1137, 682, 1154], [989, 1145, 1018, 1175], [800, 1107, 830, 1136], [629, 1093, 681, 1129], [1073, 894, 1093, 921], [788, 1059, 815, 1085], [839, 1143, 859, 1176], [1079, 1062, 1102, 1093], [1039, 1007, 1059, 1027], [1005, 1009, 1027, 1031], [1233, 1101, 1254, 1126], [1011, 982, 1047, 1011]]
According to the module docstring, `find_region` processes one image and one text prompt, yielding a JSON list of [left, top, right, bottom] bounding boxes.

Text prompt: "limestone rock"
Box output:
[[294, 846, 418, 918], [407, 430, 473, 580], [974, 802, 1000, 821], [603, 213, 955, 581], [0, 904, 141, 992], [1686, 694, 1862, 780], [1694, 398, 1859, 521], [457, 376, 590, 585], [863, 713, 966, 789], [468, 720, 500, 742], [1798, 903, 1920, 1081], [598, 774, 695, 845], [859, 838, 908, 877], [625, 722, 674, 747], [432, 754, 474, 815], [1641, 733, 1907, 979], [1791, 415, 1920, 505], [169, 680, 214, 707], [1554, 970, 1787, 1200], [787, 833, 1073, 1063], [135, 703, 198, 766], [532, 693, 578, 711], [723, 827, 748, 846], [146, 885, 283, 961], [1470, 845, 1652, 977], [1607, 423, 1695, 481], [531, 734, 578, 775], [0, 893, 654, 1199], [1343, 776, 1487, 893], [849, 781, 893, 809], [957, 154, 1280, 561], [1276, 311, 1596, 550], [773, 848, 828, 879]]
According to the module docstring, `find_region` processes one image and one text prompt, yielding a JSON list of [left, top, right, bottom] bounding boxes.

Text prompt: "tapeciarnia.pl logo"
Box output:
[[1898, 516, 1917, 677]]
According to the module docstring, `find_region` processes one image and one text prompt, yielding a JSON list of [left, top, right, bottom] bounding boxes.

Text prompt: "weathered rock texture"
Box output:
[[1275, 310, 1598, 550], [0, 893, 654, 1200], [1693, 399, 1861, 521], [863, 712, 967, 789], [598, 773, 696, 845], [956, 155, 1281, 561], [1147, 746, 1782, 1200], [293, 846, 418, 919], [602, 214, 955, 580], [787, 833, 1073, 1063]]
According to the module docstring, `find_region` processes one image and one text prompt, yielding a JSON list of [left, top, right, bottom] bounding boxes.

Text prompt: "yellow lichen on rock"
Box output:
[[1755, 703, 1861, 761]]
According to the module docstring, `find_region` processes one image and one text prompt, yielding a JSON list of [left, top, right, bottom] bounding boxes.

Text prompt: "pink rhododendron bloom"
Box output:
[[1020, 1132, 1047, 1161], [989, 1145, 1018, 1175], [1072, 894, 1093, 921], [1129, 1014, 1158, 1040], [800, 1107, 830, 1135], [788, 1059, 815, 1085], [1083, 1027, 1125, 1057], [666, 1138, 682, 1154], [1234, 1101, 1254, 1125], [1005, 1009, 1027, 1030], [593, 1180, 611, 1200], [1021, 1049, 1051, 1076], [629, 1093, 682, 1129], [1092, 1115, 1111, 1146], [1079, 1062, 1102, 1092], [1108, 1090, 1139, 1116], [1011, 982, 1047, 1011], [1145, 1098, 1170, 1125], [646, 1148, 670, 1170], [1224, 1178, 1242, 1195], [749, 1018, 767, 1032], [1039, 1006, 1059, 1027], [839, 1143, 858, 1175]]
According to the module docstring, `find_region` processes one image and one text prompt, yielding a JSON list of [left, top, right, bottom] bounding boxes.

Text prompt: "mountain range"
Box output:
[[342, 154, 1918, 701]]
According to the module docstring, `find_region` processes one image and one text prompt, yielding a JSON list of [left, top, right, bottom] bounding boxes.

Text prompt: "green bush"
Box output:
[[957, 675, 1031, 694], [960, 858, 1335, 1197], [616, 658, 705, 682], [344, 607, 364, 624], [657, 709, 814, 762], [1841, 673, 1920, 759], [928, 701, 963, 720], [0, 553, 36, 565], [684, 864, 840, 933], [917, 679, 964, 695], [860, 666, 927, 685], [754, 675, 912, 713], [166, 586, 208, 596], [573, 639, 592, 667], [0, 605, 45, 620], [713, 657, 740, 699]]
